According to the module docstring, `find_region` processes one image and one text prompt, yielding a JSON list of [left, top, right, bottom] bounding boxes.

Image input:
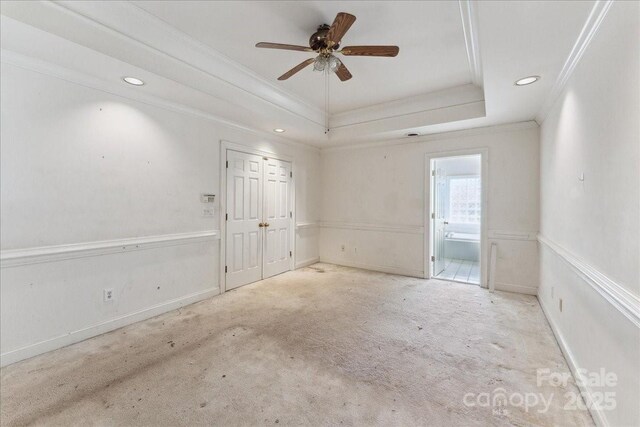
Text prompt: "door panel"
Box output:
[[263, 158, 291, 279], [433, 164, 447, 276], [226, 151, 263, 289]]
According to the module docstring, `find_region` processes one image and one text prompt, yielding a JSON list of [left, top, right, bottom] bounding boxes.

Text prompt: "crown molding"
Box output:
[[327, 100, 485, 144], [325, 84, 486, 144], [535, 0, 613, 123], [53, 0, 325, 127], [2, 1, 496, 145], [322, 120, 538, 152], [330, 84, 484, 129], [0, 49, 319, 152], [458, 0, 483, 87]]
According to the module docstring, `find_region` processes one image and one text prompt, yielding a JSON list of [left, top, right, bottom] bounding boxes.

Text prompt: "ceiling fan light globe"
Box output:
[[328, 56, 342, 73], [313, 56, 327, 72]]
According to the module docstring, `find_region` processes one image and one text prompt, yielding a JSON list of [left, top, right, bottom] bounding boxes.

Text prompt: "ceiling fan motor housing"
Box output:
[[309, 24, 338, 51]]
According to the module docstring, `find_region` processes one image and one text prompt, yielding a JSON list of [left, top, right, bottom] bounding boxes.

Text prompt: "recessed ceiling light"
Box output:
[[515, 76, 540, 86], [273, 128, 285, 133], [123, 76, 145, 86]]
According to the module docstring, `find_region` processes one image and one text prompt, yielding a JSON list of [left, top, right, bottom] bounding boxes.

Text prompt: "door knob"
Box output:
[[258, 223, 265, 227], [264, 223, 270, 227], [444, 221, 449, 225]]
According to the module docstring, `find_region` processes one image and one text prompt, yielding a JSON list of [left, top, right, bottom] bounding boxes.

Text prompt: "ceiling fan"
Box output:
[[256, 12, 399, 82]]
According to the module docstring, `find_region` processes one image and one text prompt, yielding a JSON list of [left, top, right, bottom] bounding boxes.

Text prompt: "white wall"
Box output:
[[320, 123, 540, 293], [538, 2, 639, 426], [0, 59, 320, 365]]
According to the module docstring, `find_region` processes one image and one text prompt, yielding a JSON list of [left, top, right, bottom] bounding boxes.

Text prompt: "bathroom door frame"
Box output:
[[424, 148, 488, 288]]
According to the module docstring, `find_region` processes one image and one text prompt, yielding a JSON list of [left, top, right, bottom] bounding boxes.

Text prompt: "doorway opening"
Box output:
[[429, 154, 482, 285]]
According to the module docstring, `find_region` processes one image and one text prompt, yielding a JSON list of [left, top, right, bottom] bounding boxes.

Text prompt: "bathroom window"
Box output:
[[449, 176, 481, 224]]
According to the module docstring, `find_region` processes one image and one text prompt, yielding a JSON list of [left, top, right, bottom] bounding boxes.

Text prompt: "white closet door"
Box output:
[[262, 158, 292, 279], [226, 151, 263, 289]]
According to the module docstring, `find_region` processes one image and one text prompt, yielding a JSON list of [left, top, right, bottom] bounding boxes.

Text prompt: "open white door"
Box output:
[[226, 151, 263, 290], [432, 165, 447, 276], [263, 158, 292, 279]]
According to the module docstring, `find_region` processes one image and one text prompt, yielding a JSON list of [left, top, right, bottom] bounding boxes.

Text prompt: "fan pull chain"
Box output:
[[324, 68, 330, 134]]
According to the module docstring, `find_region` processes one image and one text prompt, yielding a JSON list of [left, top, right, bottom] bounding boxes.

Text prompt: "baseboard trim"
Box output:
[[0, 286, 220, 367], [538, 234, 640, 328], [495, 282, 538, 295], [320, 258, 423, 278], [1, 230, 219, 268], [538, 297, 607, 427], [295, 257, 320, 269]]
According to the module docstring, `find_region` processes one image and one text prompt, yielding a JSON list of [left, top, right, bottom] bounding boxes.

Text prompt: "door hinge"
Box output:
[[226, 160, 228, 168], [290, 251, 292, 257], [225, 213, 228, 221], [431, 170, 436, 176], [225, 266, 228, 273], [289, 211, 292, 218], [431, 212, 435, 219], [431, 256, 435, 262], [290, 171, 292, 178]]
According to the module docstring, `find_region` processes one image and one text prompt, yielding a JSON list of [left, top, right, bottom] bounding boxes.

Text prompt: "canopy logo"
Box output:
[[462, 368, 617, 416]]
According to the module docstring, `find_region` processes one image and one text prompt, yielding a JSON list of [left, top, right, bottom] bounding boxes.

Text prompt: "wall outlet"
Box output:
[[202, 207, 214, 217], [104, 288, 114, 302]]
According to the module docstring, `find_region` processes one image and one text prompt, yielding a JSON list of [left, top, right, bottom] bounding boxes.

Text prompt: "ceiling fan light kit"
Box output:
[[255, 12, 399, 82], [256, 12, 399, 134], [313, 55, 341, 73]]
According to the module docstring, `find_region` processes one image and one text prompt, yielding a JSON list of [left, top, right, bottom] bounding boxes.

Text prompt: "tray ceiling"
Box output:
[[132, 1, 472, 114], [1, 0, 601, 146]]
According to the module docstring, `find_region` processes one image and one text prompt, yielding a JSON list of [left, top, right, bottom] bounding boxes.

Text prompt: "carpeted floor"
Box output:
[[0, 263, 593, 426]]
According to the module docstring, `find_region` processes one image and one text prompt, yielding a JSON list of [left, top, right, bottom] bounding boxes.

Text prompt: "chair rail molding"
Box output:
[[1, 230, 220, 268], [295, 222, 319, 230], [538, 234, 640, 328], [488, 230, 538, 241], [320, 221, 424, 235]]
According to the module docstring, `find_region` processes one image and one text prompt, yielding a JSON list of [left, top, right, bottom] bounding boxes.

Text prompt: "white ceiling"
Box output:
[[132, 1, 472, 114], [0, 0, 600, 147]]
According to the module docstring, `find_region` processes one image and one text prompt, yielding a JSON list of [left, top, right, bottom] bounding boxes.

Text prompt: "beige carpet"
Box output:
[[0, 263, 593, 426]]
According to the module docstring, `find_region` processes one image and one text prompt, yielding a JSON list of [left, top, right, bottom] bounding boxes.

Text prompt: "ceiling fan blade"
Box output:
[[256, 42, 313, 52], [326, 12, 356, 46], [340, 45, 400, 57], [278, 58, 315, 80], [335, 62, 352, 82]]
